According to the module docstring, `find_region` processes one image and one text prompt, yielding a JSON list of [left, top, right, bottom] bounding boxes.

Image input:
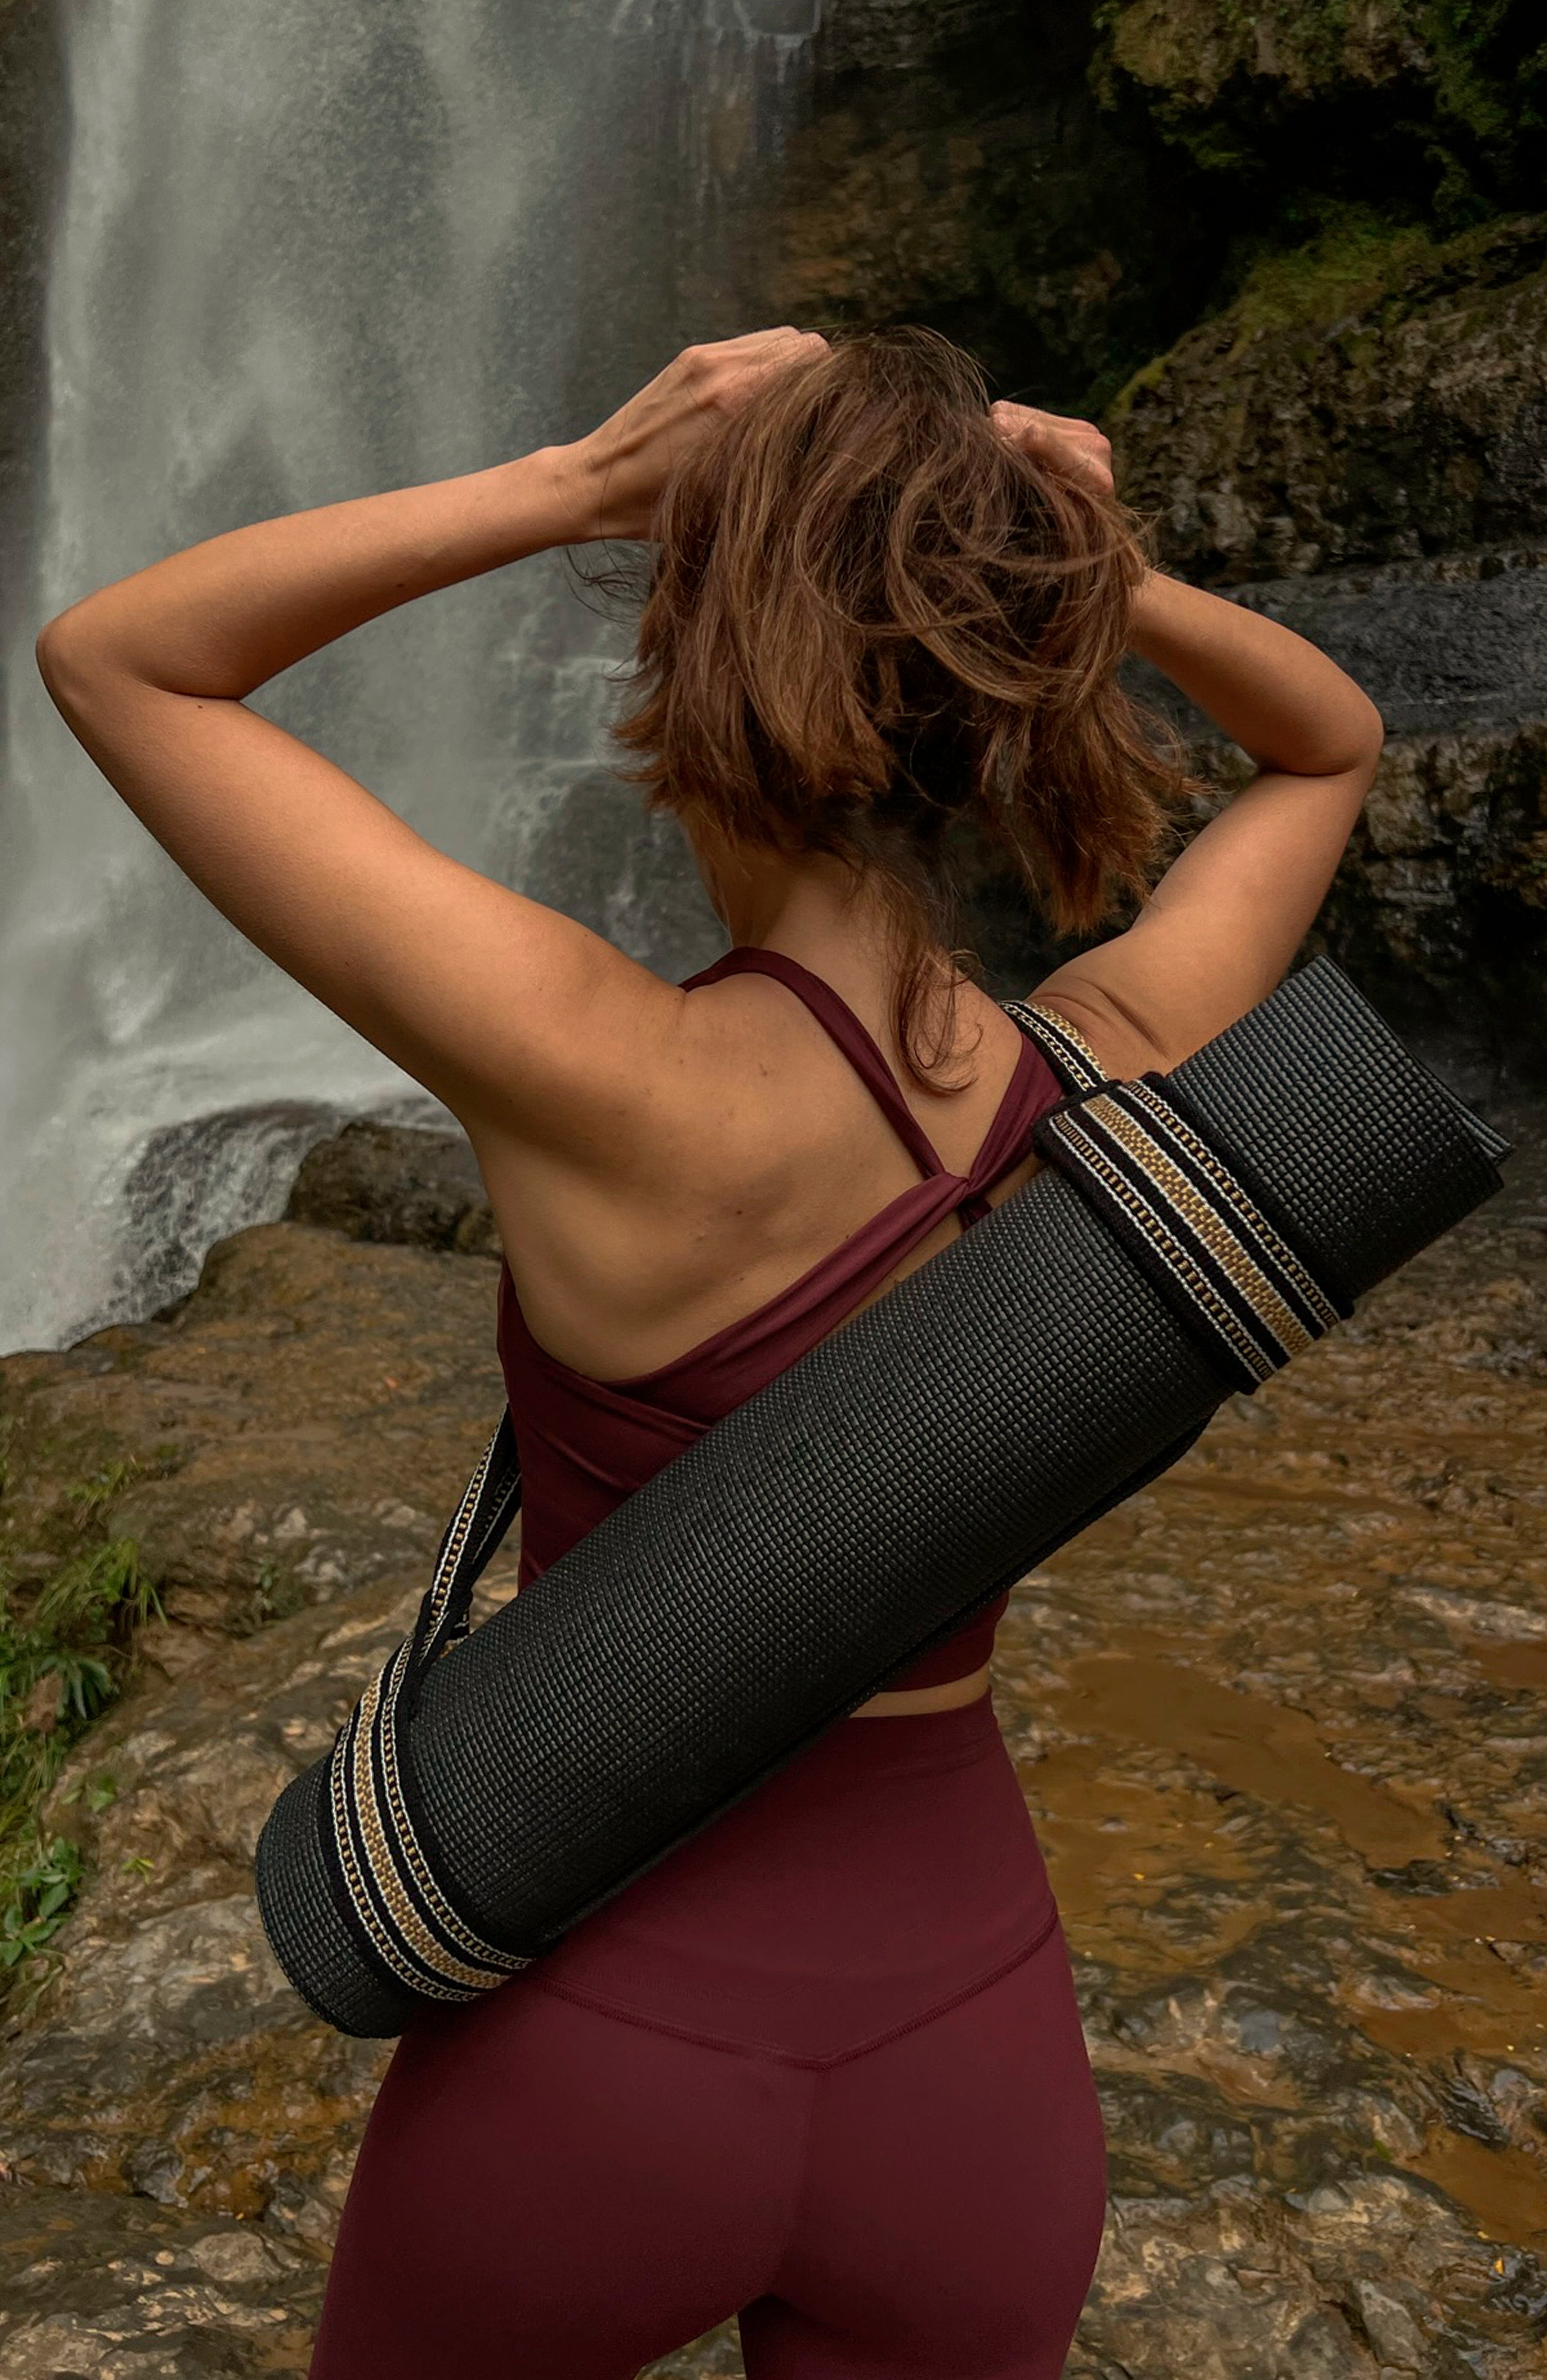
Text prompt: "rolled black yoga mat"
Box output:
[[255, 957, 1509, 2036]]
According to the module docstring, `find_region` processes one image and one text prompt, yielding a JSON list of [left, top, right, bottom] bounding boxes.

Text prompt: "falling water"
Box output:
[[0, 0, 818, 1353]]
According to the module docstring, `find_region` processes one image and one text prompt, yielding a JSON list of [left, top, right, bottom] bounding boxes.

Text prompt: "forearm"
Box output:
[[1129, 569, 1384, 776], [38, 443, 595, 704]]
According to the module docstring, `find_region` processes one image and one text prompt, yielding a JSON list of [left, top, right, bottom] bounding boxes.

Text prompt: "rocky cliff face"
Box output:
[[1090, 0, 1543, 230], [776, 0, 1547, 1080], [1109, 209, 1547, 1078]]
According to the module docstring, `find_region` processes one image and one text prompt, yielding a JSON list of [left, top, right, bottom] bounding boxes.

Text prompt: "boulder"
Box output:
[[1109, 214, 1547, 585], [284, 1118, 498, 1255]]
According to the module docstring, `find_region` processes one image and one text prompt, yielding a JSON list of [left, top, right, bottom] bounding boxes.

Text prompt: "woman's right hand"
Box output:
[[561, 326, 830, 542], [988, 400, 1115, 499]]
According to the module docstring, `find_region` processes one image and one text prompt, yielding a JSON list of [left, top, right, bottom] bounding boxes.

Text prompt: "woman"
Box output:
[[39, 324, 1383, 2378]]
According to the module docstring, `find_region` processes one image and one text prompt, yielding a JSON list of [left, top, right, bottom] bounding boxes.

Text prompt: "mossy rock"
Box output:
[[1092, 0, 1545, 237], [1109, 209, 1547, 581]]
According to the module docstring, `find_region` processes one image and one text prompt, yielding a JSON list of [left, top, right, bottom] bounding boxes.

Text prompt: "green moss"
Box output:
[[1106, 202, 1523, 416], [1091, 0, 1543, 236], [1096, 0, 1357, 107], [1106, 342, 1175, 417], [1222, 208, 1445, 340]]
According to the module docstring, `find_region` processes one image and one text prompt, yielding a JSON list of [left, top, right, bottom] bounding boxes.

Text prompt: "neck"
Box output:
[[700, 836, 891, 969], [691, 829, 972, 1086]]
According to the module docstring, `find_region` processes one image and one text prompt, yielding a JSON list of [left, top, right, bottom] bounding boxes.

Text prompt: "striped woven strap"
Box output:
[[321, 1411, 528, 2003], [1032, 1073, 1349, 1391], [1001, 998, 1107, 1095]]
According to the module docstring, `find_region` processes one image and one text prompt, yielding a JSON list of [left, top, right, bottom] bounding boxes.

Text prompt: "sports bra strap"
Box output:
[[684, 946, 950, 1180]]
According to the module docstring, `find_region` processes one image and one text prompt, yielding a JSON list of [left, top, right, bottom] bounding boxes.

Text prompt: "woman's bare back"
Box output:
[[475, 953, 1043, 1391]]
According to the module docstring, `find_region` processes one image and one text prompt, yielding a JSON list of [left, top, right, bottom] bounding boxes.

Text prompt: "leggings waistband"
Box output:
[[438, 1689, 1059, 2064]]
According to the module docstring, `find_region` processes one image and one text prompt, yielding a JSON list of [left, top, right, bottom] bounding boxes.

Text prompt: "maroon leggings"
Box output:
[[309, 1696, 1107, 2379]]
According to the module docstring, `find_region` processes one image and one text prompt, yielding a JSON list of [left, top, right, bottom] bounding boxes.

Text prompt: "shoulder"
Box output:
[[466, 935, 825, 1196]]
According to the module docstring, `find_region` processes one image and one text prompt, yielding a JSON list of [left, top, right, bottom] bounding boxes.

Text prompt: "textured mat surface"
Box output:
[[255, 960, 1507, 2036]]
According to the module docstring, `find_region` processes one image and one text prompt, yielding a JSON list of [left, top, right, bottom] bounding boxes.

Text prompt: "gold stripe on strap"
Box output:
[[335, 1666, 515, 1996], [1047, 1106, 1281, 1384], [1122, 1078, 1342, 1331], [1083, 1093, 1318, 1363]]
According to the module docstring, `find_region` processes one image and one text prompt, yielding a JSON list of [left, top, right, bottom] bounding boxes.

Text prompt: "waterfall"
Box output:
[[0, 0, 817, 1354]]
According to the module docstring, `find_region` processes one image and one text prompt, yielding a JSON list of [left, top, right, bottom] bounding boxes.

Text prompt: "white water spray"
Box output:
[[0, 0, 814, 1352]]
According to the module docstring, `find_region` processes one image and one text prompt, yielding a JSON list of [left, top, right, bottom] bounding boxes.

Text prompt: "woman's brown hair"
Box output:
[[606, 324, 1193, 1089]]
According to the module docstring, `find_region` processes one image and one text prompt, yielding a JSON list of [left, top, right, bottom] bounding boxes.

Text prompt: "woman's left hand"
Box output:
[[988, 401, 1115, 500], [560, 326, 830, 542]]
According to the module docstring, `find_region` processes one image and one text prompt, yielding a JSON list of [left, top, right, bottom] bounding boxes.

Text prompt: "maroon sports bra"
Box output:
[[496, 945, 1063, 1691]]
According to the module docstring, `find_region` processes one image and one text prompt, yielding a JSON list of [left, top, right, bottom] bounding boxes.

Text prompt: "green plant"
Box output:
[[0, 1536, 163, 1987], [247, 1557, 306, 1631], [0, 1836, 83, 1968], [63, 1455, 143, 1528]]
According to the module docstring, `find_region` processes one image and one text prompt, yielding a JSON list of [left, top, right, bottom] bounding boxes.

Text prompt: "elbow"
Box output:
[[36, 604, 87, 712], [36, 598, 116, 724], [1347, 690, 1386, 773], [1309, 690, 1385, 786]]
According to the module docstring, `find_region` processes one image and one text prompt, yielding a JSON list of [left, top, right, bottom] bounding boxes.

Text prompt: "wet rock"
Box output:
[[1110, 214, 1547, 585], [0, 1568, 480, 2220], [1131, 549, 1547, 747], [0, 2180, 327, 2377], [284, 1118, 497, 1254], [0, 1117, 1540, 2370], [1124, 552, 1547, 1074], [0, 1222, 506, 1629]]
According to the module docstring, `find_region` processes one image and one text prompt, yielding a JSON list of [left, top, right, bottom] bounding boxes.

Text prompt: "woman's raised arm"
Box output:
[[32, 329, 823, 1146], [1032, 564, 1384, 1075], [35, 445, 667, 1145], [989, 400, 1384, 1078]]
